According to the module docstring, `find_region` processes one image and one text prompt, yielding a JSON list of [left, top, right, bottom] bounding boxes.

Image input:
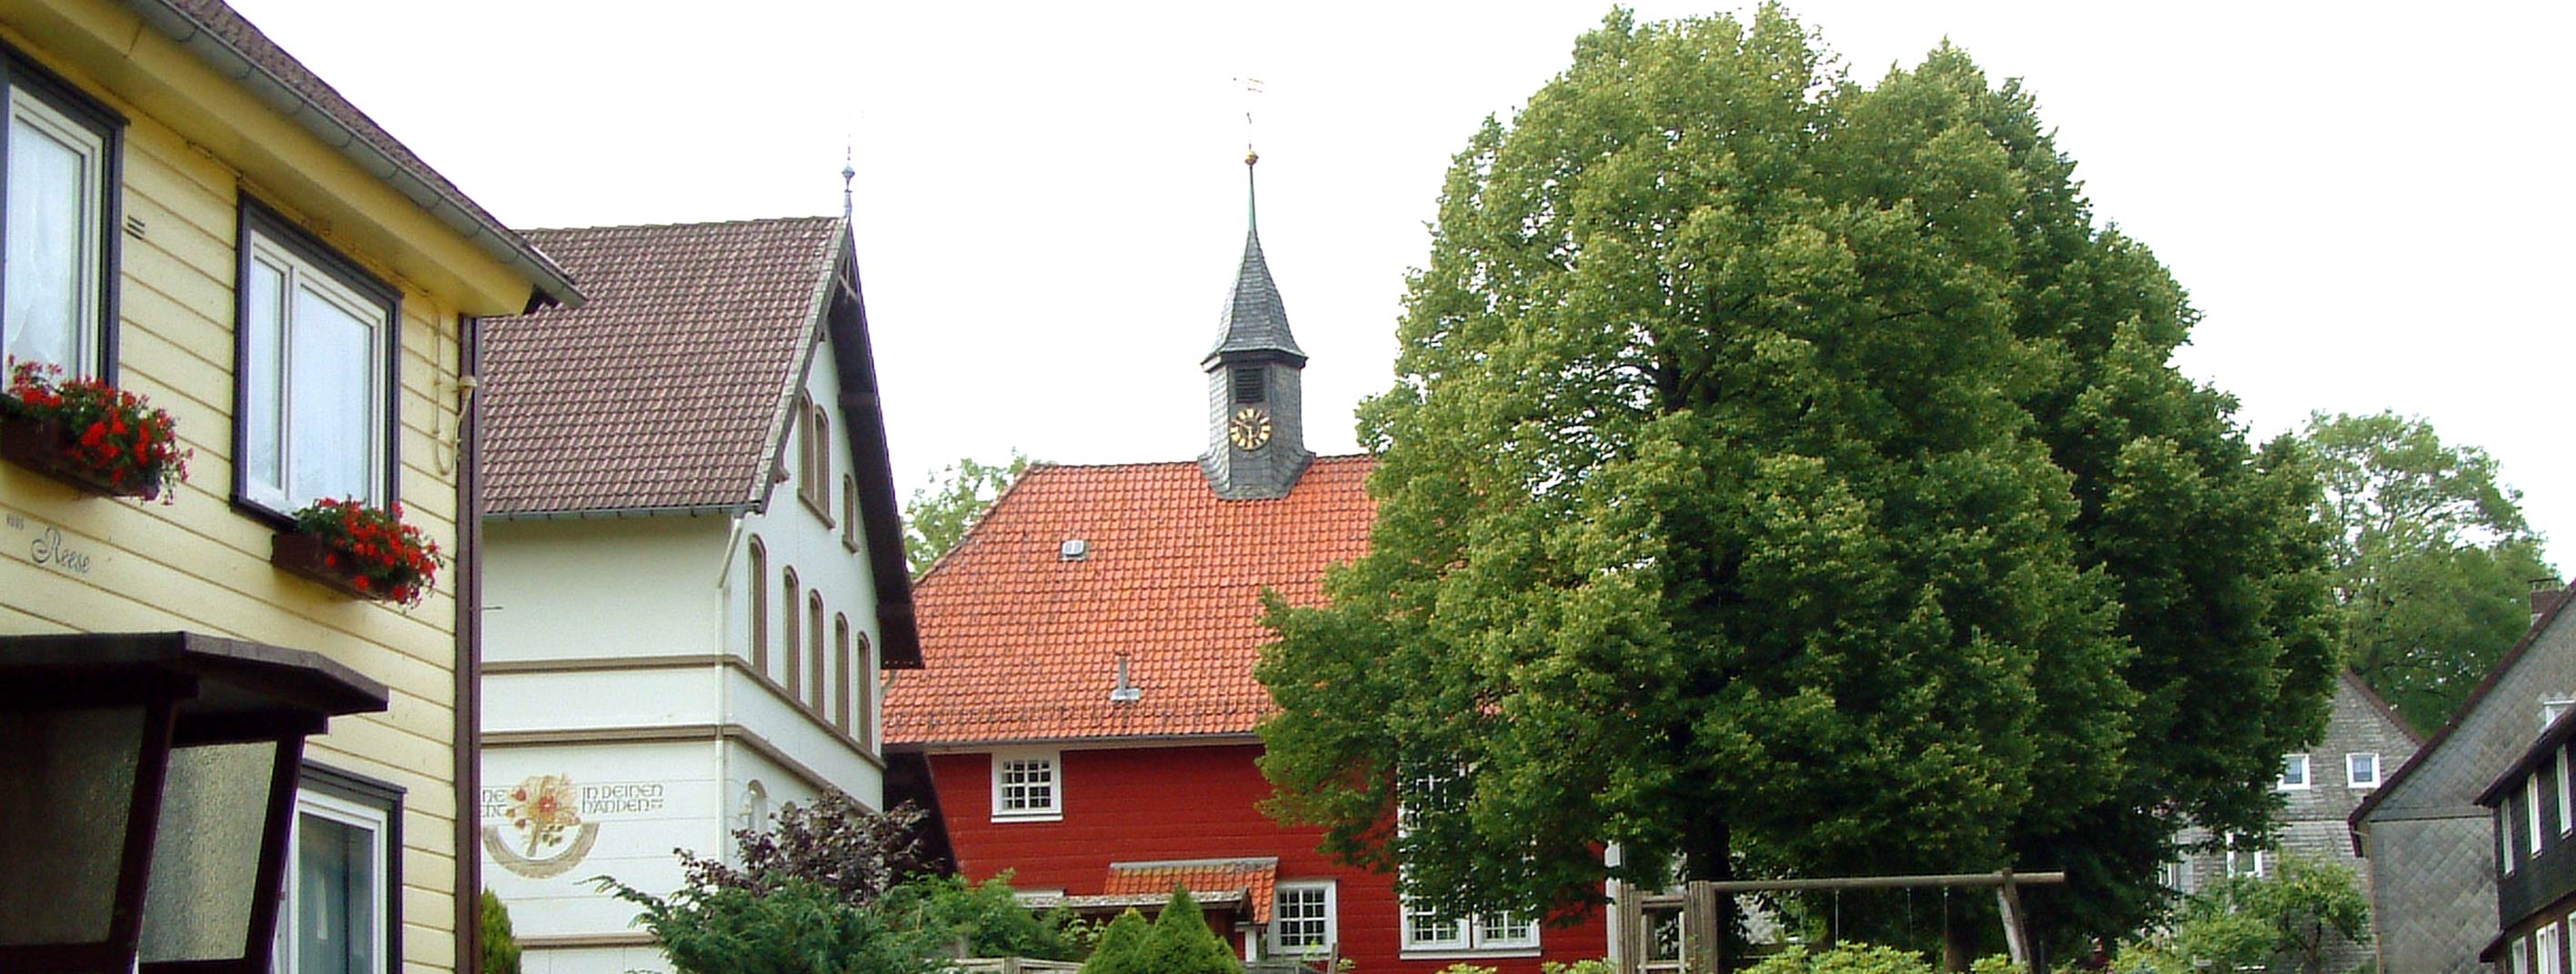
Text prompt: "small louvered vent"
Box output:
[[1233, 366, 1265, 404]]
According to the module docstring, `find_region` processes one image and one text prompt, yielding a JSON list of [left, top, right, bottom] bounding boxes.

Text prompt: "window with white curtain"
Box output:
[[236, 208, 396, 514], [1, 56, 118, 378]]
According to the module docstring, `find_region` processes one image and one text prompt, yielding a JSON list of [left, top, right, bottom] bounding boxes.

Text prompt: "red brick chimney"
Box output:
[[2533, 577, 2568, 626]]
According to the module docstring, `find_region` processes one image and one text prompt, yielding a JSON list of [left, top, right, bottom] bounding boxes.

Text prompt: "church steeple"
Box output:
[[1200, 149, 1312, 499]]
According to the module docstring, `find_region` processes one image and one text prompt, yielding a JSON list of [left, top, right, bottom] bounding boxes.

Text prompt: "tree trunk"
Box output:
[[1682, 814, 1733, 974]]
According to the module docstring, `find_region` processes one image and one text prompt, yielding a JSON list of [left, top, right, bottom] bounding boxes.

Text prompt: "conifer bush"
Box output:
[[479, 889, 521, 974]]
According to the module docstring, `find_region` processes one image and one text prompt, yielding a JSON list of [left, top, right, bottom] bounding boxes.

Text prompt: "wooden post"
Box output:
[[1684, 880, 1721, 974], [1615, 881, 1646, 974], [1993, 869, 2033, 973]]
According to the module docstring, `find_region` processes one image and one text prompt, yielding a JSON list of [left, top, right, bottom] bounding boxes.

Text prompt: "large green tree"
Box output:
[[2296, 411, 2554, 732], [1253, 7, 2331, 965], [902, 451, 1031, 577]]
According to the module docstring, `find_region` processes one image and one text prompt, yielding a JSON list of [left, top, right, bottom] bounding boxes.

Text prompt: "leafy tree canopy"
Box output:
[[1255, 5, 2332, 961], [903, 451, 1031, 577], [2294, 410, 2556, 731]]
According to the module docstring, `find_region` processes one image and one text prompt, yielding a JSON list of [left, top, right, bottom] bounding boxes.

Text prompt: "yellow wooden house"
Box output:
[[0, 1, 579, 973]]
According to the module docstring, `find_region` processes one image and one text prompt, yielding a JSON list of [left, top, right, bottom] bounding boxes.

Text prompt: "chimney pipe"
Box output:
[[1109, 654, 1142, 703]]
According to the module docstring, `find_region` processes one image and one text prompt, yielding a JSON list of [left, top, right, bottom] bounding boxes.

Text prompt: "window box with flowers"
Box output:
[[270, 497, 442, 605], [0, 359, 190, 501]]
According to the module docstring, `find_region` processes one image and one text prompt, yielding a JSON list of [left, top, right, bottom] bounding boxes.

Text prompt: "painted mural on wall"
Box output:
[[480, 772, 668, 879]]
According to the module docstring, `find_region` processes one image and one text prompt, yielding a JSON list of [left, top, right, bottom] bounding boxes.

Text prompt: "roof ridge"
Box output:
[[518, 215, 843, 235], [1026, 452, 1374, 474]]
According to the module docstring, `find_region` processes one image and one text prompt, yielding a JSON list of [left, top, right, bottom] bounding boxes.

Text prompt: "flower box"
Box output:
[[0, 416, 163, 499], [2, 359, 188, 502], [272, 498, 442, 605], [270, 531, 380, 600]]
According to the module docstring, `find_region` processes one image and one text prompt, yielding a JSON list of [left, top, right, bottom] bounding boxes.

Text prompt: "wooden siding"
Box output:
[[931, 744, 1610, 973], [0, 15, 496, 974]]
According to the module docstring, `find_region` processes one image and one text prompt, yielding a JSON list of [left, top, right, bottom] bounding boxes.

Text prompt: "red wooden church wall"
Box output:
[[930, 743, 1608, 973]]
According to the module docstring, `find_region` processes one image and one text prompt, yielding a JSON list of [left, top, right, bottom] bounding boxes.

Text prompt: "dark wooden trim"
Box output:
[[820, 234, 922, 668], [0, 38, 127, 385], [456, 312, 484, 974], [230, 195, 404, 520]]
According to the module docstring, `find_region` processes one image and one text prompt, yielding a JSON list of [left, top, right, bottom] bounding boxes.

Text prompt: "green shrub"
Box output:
[[1145, 887, 1242, 974], [479, 889, 521, 974], [880, 873, 1087, 960], [599, 877, 945, 974], [1081, 909, 1153, 974], [1746, 943, 2016, 974]]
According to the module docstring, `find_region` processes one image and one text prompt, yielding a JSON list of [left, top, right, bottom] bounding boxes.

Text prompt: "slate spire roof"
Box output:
[[482, 216, 846, 515], [1203, 156, 1305, 367]]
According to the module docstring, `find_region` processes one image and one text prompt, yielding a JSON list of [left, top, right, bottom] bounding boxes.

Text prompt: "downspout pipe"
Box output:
[[116, 0, 586, 312]]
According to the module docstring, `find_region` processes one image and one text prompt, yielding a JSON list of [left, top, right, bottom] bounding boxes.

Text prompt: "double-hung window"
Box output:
[[1, 48, 121, 378], [2347, 752, 2380, 789], [992, 750, 1060, 820], [273, 768, 400, 974], [2277, 754, 2310, 790], [236, 203, 397, 516], [1271, 881, 1336, 956]]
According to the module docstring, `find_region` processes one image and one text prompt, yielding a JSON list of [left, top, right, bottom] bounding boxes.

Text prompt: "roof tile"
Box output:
[[883, 457, 1374, 744], [482, 217, 841, 515]]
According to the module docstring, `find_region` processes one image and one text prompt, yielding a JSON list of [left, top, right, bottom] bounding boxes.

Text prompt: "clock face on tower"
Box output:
[[1228, 406, 1273, 450]]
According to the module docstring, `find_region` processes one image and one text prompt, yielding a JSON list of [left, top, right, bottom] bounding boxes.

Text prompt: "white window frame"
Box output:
[[2277, 753, 2310, 791], [2346, 752, 2380, 789], [2561, 744, 2573, 837], [2225, 846, 2266, 879], [2547, 698, 2575, 731], [2533, 774, 2549, 857], [1270, 880, 1337, 956], [2517, 934, 2533, 974], [991, 749, 1061, 821], [2506, 804, 2521, 875], [2541, 923, 2563, 974], [236, 211, 397, 515], [1397, 894, 1541, 957], [3, 85, 110, 377], [273, 787, 391, 974]]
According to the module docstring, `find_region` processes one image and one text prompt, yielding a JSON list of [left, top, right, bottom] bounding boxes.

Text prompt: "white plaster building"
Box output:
[[473, 217, 921, 974]]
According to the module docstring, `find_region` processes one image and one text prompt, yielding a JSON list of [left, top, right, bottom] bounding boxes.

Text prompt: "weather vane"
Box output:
[[1233, 75, 1264, 166], [840, 138, 855, 221]]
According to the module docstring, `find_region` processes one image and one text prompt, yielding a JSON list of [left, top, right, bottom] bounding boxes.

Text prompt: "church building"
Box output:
[[881, 155, 1610, 971]]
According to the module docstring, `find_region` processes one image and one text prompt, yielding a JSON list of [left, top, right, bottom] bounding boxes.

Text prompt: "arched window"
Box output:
[[748, 537, 768, 672], [854, 631, 874, 748], [808, 591, 827, 713], [841, 475, 860, 549], [782, 568, 801, 697], [834, 614, 852, 733]]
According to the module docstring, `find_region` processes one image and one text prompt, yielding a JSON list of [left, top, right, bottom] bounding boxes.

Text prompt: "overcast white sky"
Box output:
[[231, 0, 2576, 557]]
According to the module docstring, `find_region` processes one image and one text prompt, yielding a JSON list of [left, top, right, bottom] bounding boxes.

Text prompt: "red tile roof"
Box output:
[[1102, 859, 1280, 923], [884, 456, 1374, 744], [482, 217, 842, 515]]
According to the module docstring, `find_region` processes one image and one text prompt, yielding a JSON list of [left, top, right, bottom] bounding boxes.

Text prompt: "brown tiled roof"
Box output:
[[1103, 859, 1279, 923], [129, 0, 579, 306], [883, 456, 1374, 745], [482, 217, 842, 515]]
